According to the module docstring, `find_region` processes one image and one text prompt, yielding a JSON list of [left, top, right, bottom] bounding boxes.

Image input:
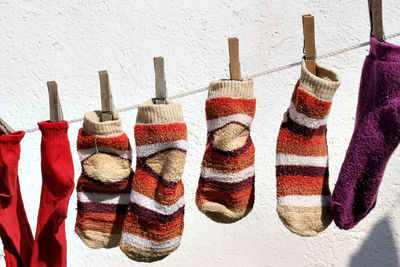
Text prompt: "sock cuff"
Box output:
[[38, 121, 69, 141], [208, 79, 254, 98], [300, 59, 340, 101], [83, 110, 124, 136], [370, 36, 400, 62], [136, 99, 184, 124], [0, 131, 25, 144]]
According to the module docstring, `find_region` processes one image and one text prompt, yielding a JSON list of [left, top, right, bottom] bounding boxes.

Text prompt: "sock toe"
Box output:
[[196, 201, 252, 223], [277, 206, 332, 237], [75, 228, 121, 248], [120, 241, 178, 262]]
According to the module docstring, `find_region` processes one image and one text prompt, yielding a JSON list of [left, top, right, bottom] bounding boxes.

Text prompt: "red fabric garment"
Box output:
[[0, 131, 33, 267], [30, 121, 74, 267]]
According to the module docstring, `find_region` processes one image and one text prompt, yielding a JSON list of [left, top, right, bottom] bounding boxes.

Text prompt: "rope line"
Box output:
[[23, 32, 400, 133]]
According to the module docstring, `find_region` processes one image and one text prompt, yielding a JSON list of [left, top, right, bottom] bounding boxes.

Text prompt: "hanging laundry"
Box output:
[[275, 59, 340, 237], [30, 121, 75, 267], [196, 79, 256, 223], [196, 38, 256, 224], [331, 37, 400, 229], [75, 110, 134, 248], [0, 131, 34, 267], [120, 99, 187, 262]]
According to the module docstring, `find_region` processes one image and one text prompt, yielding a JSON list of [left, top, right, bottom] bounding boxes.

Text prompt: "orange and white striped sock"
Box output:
[[75, 110, 133, 248], [196, 79, 256, 223], [120, 100, 187, 262], [276, 59, 340, 236]]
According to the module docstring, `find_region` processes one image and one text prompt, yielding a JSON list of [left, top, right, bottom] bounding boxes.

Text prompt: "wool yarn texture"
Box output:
[[196, 79, 256, 223], [75, 111, 134, 248], [276, 59, 340, 237], [0, 131, 33, 267], [120, 100, 187, 262], [331, 37, 400, 230], [30, 121, 75, 267]]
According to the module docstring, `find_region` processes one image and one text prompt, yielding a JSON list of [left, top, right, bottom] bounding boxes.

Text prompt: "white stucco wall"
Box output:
[[1, 1, 400, 266]]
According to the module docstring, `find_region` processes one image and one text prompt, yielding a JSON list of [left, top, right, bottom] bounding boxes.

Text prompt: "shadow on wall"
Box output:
[[350, 216, 399, 267]]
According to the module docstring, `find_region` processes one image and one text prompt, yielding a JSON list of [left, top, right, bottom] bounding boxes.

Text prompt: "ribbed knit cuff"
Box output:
[[136, 99, 184, 124], [38, 121, 69, 141], [83, 110, 124, 136], [0, 131, 25, 144], [300, 59, 340, 101], [208, 79, 254, 98]]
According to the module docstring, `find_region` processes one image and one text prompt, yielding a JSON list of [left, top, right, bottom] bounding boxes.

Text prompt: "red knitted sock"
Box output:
[[0, 131, 33, 267], [30, 121, 75, 267]]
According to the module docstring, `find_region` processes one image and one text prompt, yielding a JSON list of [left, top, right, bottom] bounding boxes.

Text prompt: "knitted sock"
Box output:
[[0, 131, 33, 267], [120, 100, 187, 262], [75, 111, 133, 248], [196, 79, 256, 223], [276, 59, 340, 237], [30, 121, 75, 267], [331, 38, 400, 230]]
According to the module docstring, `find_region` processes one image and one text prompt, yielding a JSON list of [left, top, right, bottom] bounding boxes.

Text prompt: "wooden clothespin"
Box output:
[[0, 118, 14, 135], [153, 57, 167, 104], [228, 37, 241, 80], [99, 71, 114, 121], [368, 0, 385, 41], [302, 14, 317, 75], [47, 81, 63, 122]]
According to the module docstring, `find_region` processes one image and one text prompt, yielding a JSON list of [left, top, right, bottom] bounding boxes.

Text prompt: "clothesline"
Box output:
[[23, 31, 400, 134]]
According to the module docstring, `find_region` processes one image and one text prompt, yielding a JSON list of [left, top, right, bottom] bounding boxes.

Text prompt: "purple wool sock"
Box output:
[[331, 37, 400, 230]]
